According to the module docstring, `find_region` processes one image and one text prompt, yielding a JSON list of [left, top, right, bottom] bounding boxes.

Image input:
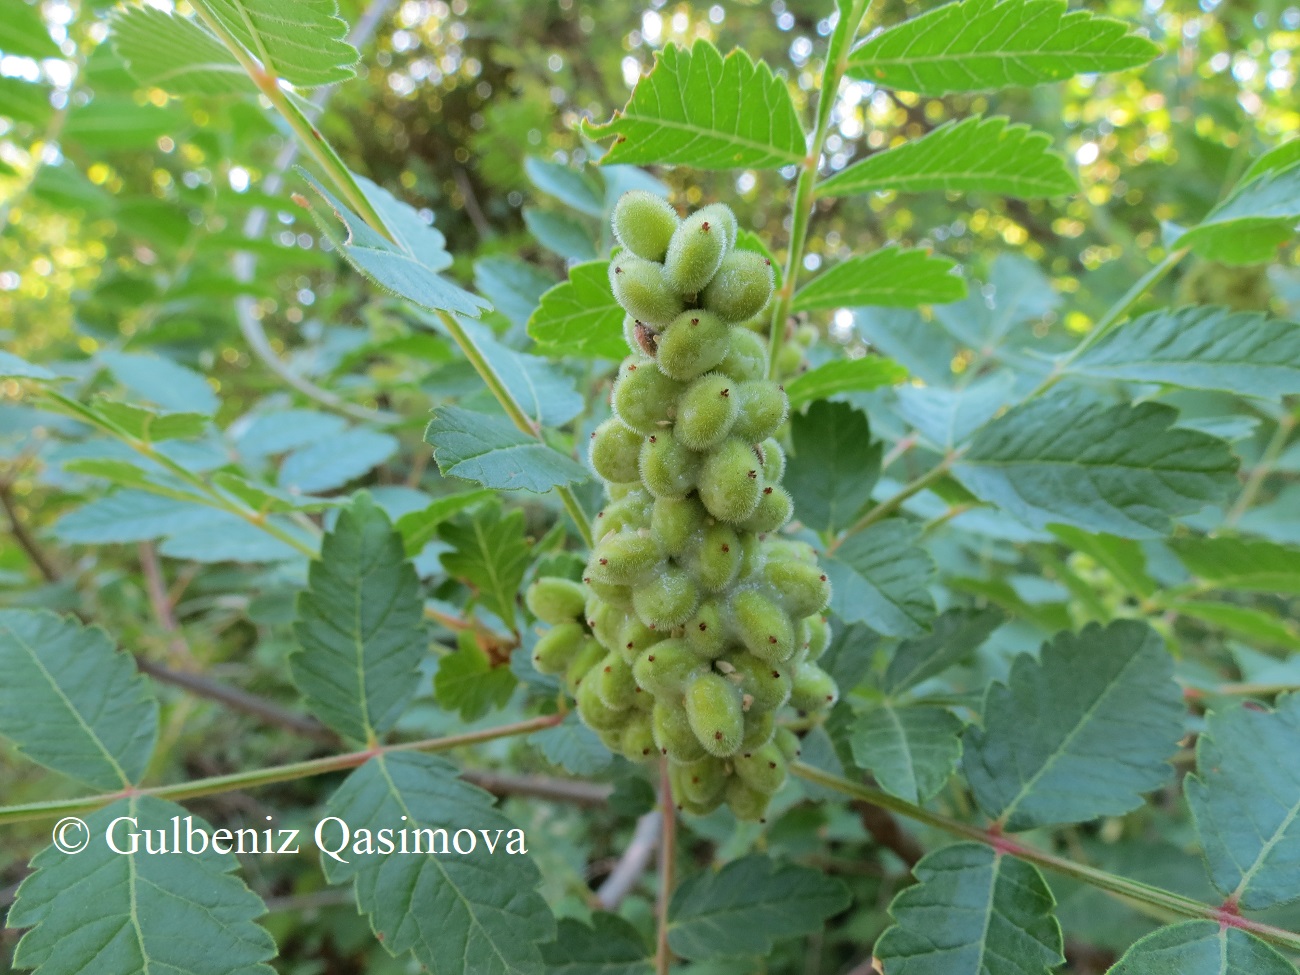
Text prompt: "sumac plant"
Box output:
[[2, 0, 1300, 972]]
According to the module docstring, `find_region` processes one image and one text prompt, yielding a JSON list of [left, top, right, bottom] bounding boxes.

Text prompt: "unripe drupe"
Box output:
[[655, 311, 729, 382], [664, 208, 728, 294], [702, 250, 775, 323], [653, 698, 707, 762], [734, 741, 787, 795], [632, 563, 701, 629], [589, 418, 643, 484], [687, 522, 742, 592], [732, 589, 796, 662], [611, 359, 683, 434], [694, 202, 738, 250], [717, 327, 768, 382], [632, 638, 701, 696], [728, 652, 792, 712], [609, 256, 683, 328], [588, 530, 661, 585], [532, 621, 586, 674], [578, 672, 627, 731], [620, 711, 658, 760], [525, 577, 587, 626], [611, 190, 679, 262], [597, 652, 640, 710], [757, 438, 785, 483], [763, 559, 832, 619], [730, 380, 788, 443], [684, 599, 727, 659], [675, 372, 738, 451], [740, 484, 794, 534], [639, 429, 700, 499], [698, 437, 763, 523], [725, 776, 772, 821], [650, 496, 707, 556], [685, 671, 745, 757], [790, 663, 839, 712], [565, 637, 607, 695]]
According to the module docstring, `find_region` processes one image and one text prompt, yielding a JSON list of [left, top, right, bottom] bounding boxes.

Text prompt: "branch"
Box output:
[[0, 482, 60, 583], [596, 810, 662, 909], [460, 770, 611, 807], [855, 801, 924, 868], [654, 760, 678, 975]]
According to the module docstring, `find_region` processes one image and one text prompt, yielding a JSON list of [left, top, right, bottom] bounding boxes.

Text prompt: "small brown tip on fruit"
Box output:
[[764, 486, 773, 495], [614, 266, 623, 274], [702, 222, 711, 232], [768, 636, 777, 644], [714, 731, 723, 740], [747, 470, 758, 479], [698, 622, 708, 631]]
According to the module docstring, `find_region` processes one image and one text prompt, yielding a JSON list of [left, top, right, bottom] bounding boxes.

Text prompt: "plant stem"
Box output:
[[0, 481, 60, 583], [830, 460, 952, 551], [0, 714, 563, 827], [790, 762, 1300, 953], [655, 760, 678, 975], [1224, 409, 1296, 526], [766, 0, 873, 378]]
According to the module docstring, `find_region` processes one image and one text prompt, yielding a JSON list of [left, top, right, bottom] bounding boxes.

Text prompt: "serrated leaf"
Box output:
[[819, 116, 1075, 199], [0, 351, 63, 380], [540, 914, 652, 975], [395, 490, 494, 556], [1049, 526, 1158, 599], [360, 174, 452, 272], [100, 350, 220, 415], [204, 0, 358, 88], [818, 621, 882, 694], [527, 260, 628, 360], [8, 796, 275, 975], [895, 373, 1017, 452], [0, 77, 52, 125], [473, 257, 555, 331], [854, 307, 960, 387], [792, 247, 965, 312], [787, 401, 881, 534], [92, 399, 210, 442], [963, 620, 1184, 830], [291, 495, 425, 742], [667, 855, 850, 959], [425, 406, 589, 494], [533, 713, 615, 776], [875, 843, 1063, 975], [953, 390, 1239, 539], [847, 0, 1160, 95], [278, 428, 399, 494], [826, 519, 937, 638], [1179, 161, 1300, 265], [0, 1, 60, 59], [53, 491, 215, 544], [235, 409, 349, 458], [0, 610, 157, 791], [158, 513, 311, 564], [1109, 921, 1298, 975], [524, 157, 604, 217], [300, 171, 489, 318], [850, 703, 963, 803], [213, 472, 341, 513], [1169, 598, 1300, 650], [523, 207, 598, 260], [1068, 307, 1300, 400], [783, 356, 907, 408], [439, 502, 530, 629], [322, 752, 554, 974], [110, 6, 251, 96], [1186, 695, 1300, 910], [884, 606, 1003, 694], [1171, 537, 1300, 595], [933, 252, 1059, 348], [583, 40, 806, 169], [433, 635, 517, 722]]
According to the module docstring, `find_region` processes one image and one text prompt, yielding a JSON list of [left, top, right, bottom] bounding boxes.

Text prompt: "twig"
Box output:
[[655, 761, 678, 975], [461, 770, 611, 807], [0, 482, 60, 583], [855, 801, 925, 868], [596, 810, 662, 909], [453, 165, 493, 240], [1224, 410, 1296, 527]]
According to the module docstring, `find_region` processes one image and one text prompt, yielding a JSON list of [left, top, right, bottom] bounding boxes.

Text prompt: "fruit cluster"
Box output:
[[525, 192, 838, 821]]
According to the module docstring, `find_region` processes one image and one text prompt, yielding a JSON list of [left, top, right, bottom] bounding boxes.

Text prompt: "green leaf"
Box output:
[[533, 713, 615, 776], [359, 175, 452, 272], [1186, 695, 1300, 910], [875, 843, 1064, 975], [826, 519, 937, 638], [8, 796, 275, 975], [953, 390, 1239, 539], [1049, 526, 1159, 599], [1171, 537, 1300, 595], [53, 491, 215, 545], [110, 6, 251, 96], [439, 502, 530, 629], [291, 495, 426, 742], [850, 703, 963, 803], [792, 247, 966, 312], [819, 116, 1075, 199], [433, 634, 517, 722], [1068, 307, 1300, 400], [1179, 161, 1300, 265], [0, 77, 52, 125], [540, 915, 652, 975], [425, 406, 590, 494], [100, 350, 220, 415], [299, 171, 489, 318], [473, 257, 555, 331], [0, 610, 157, 791], [204, 0, 358, 88], [846, 0, 1160, 95], [213, 472, 341, 513], [583, 40, 806, 169], [667, 855, 850, 959], [933, 252, 1060, 349], [395, 490, 494, 556], [884, 606, 1003, 694], [783, 356, 908, 408], [322, 752, 554, 974], [963, 620, 1184, 830], [92, 399, 210, 442], [524, 157, 604, 217], [786, 401, 881, 534], [523, 207, 598, 261], [278, 428, 400, 493], [0, 350, 62, 380], [1109, 921, 1298, 975], [1171, 599, 1300, 650], [0, 1, 60, 59], [819, 621, 882, 694], [895, 374, 1016, 451], [527, 260, 628, 360]]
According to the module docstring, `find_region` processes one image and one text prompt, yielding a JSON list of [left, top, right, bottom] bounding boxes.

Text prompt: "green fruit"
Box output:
[[597, 652, 639, 710], [775, 340, 804, 378], [731, 589, 796, 663], [609, 256, 684, 328], [664, 208, 728, 294], [611, 359, 683, 434], [758, 438, 785, 482], [620, 710, 658, 761], [612, 190, 679, 262], [740, 485, 793, 534], [632, 638, 701, 696], [735, 742, 787, 794], [702, 250, 774, 323], [795, 323, 818, 347], [577, 671, 627, 731], [698, 437, 762, 523], [655, 311, 730, 382], [650, 496, 707, 556], [684, 599, 727, 659], [589, 419, 644, 484], [741, 708, 776, 750], [632, 563, 701, 629], [639, 429, 699, 499], [532, 621, 586, 674], [595, 489, 653, 541], [804, 615, 830, 659], [728, 652, 792, 712], [675, 372, 738, 451], [717, 328, 768, 382], [583, 576, 633, 613], [730, 380, 788, 442], [678, 756, 729, 805], [670, 764, 725, 815], [565, 637, 607, 694], [526, 577, 587, 625], [684, 671, 744, 757], [774, 726, 802, 761], [763, 559, 831, 618], [617, 615, 664, 665], [725, 776, 771, 821], [790, 663, 839, 712], [653, 698, 707, 762], [589, 530, 661, 585], [695, 202, 738, 251], [687, 522, 741, 592]]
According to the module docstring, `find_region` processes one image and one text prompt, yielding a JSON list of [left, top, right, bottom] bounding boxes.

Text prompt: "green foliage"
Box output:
[[826, 520, 936, 637], [792, 247, 966, 310], [425, 406, 589, 493], [850, 703, 964, 803], [201, 0, 358, 88]]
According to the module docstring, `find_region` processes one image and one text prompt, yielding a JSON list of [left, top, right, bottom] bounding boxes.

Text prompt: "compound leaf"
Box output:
[[527, 260, 628, 360], [783, 357, 908, 408], [792, 247, 965, 312], [826, 520, 936, 638], [1179, 161, 1300, 265], [425, 406, 589, 494], [850, 703, 963, 803], [1171, 536, 1300, 595], [884, 606, 1003, 694], [438, 502, 530, 630], [786, 401, 880, 534], [433, 636, 517, 722], [1109, 922, 1298, 975], [203, 0, 357, 88], [110, 6, 250, 96]]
